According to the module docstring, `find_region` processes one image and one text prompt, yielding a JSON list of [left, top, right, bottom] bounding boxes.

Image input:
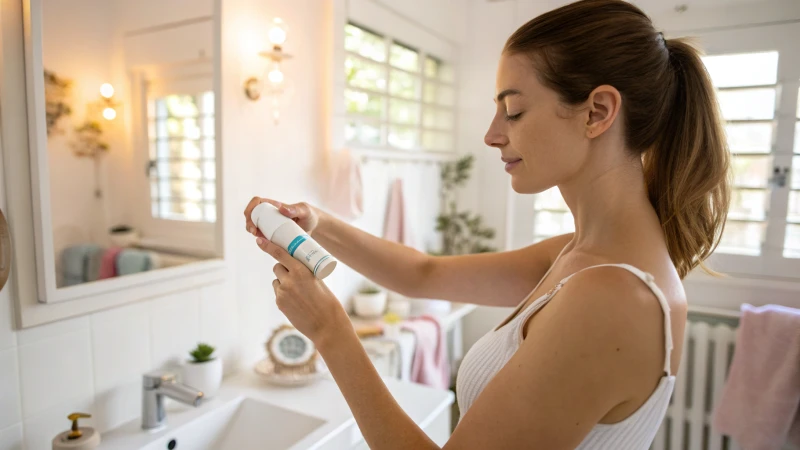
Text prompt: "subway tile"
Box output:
[[0, 349, 21, 429], [91, 302, 151, 432], [150, 290, 201, 370], [0, 288, 16, 351], [0, 423, 23, 450], [17, 315, 89, 346], [199, 282, 238, 372], [18, 329, 93, 418]]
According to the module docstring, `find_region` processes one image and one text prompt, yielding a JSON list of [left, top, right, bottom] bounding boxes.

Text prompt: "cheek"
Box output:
[[510, 114, 584, 192]]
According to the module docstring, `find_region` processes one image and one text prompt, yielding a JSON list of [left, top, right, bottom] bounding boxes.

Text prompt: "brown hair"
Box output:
[[505, 0, 730, 278]]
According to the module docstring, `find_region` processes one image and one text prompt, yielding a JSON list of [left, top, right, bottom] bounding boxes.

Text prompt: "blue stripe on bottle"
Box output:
[[313, 255, 331, 276], [287, 235, 308, 256]]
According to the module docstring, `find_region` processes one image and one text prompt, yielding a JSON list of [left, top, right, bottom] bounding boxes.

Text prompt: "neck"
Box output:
[[558, 149, 659, 253]]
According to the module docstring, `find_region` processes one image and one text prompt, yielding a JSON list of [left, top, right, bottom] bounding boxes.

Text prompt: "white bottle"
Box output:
[[251, 203, 337, 279]]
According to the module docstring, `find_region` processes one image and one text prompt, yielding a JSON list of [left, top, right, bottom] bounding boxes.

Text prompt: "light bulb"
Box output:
[[268, 18, 287, 45], [267, 68, 284, 84], [102, 107, 117, 120], [100, 83, 114, 99]]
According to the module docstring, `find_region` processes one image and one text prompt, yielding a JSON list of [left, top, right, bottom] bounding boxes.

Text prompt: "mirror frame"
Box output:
[[15, 0, 225, 317]]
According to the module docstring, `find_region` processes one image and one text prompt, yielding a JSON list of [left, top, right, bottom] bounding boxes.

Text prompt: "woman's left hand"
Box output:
[[255, 237, 350, 347]]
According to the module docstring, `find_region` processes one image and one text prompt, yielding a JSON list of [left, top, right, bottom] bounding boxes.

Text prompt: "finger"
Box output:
[[256, 237, 304, 270], [273, 263, 289, 281], [244, 197, 268, 235], [272, 278, 280, 293]]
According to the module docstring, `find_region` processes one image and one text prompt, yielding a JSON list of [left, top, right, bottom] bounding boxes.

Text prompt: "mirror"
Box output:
[[36, 0, 221, 291]]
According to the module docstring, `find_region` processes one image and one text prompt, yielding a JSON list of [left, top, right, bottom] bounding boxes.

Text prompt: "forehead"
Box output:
[[496, 53, 541, 95]]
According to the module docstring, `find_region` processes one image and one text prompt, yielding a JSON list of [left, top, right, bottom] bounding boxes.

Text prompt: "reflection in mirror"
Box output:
[[41, 0, 220, 288]]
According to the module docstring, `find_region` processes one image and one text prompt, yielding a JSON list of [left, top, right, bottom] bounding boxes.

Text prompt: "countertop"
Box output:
[[99, 370, 454, 449]]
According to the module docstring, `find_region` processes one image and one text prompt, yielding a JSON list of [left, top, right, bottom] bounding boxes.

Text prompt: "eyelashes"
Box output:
[[504, 112, 523, 122]]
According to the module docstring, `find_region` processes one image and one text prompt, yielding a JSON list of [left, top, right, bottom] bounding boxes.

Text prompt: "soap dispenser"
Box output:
[[52, 413, 101, 450]]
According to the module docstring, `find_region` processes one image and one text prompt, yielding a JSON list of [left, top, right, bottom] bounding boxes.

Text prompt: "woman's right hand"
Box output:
[[244, 197, 321, 237]]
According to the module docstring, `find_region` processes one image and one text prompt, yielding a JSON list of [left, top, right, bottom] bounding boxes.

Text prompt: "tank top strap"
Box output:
[[554, 263, 674, 376]]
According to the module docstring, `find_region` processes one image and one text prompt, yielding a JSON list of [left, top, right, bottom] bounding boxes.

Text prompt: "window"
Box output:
[[147, 91, 216, 223], [343, 23, 455, 152], [786, 87, 800, 257], [703, 51, 778, 256]]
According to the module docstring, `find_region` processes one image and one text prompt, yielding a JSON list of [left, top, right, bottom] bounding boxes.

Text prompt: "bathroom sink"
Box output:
[[141, 396, 326, 450]]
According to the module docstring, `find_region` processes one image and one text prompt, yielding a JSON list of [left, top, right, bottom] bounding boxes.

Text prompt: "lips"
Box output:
[[502, 157, 522, 172]]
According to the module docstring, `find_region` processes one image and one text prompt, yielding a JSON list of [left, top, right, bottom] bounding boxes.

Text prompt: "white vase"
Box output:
[[353, 291, 388, 318], [182, 358, 223, 399]]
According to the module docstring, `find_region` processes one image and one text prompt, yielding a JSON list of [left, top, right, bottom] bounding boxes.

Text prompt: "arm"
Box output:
[[245, 197, 571, 308], [259, 238, 667, 450], [315, 210, 572, 307]]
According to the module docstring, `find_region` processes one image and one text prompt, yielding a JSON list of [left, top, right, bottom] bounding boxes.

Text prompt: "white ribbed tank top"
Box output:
[[456, 261, 675, 450]]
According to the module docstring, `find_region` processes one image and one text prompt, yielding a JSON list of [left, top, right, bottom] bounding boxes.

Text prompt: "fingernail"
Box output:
[[248, 227, 255, 235], [256, 238, 264, 245], [286, 207, 295, 215]]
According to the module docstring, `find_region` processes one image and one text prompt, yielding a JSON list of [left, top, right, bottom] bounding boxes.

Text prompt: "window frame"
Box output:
[[130, 63, 219, 257], [696, 23, 800, 280], [341, 21, 458, 154]]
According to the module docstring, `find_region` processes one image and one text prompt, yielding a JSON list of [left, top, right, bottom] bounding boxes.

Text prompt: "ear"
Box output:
[[585, 85, 622, 139]]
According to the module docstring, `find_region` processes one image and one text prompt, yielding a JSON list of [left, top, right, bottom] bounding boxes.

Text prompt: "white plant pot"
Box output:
[[182, 358, 223, 399], [353, 291, 388, 318]]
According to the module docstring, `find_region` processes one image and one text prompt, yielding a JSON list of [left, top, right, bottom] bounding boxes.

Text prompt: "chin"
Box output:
[[510, 176, 551, 195]]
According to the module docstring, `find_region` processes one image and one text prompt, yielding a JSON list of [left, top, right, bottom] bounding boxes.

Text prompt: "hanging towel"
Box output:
[[382, 178, 415, 248], [402, 315, 449, 390], [98, 247, 124, 279], [116, 249, 153, 276], [325, 148, 364, 220], [61, 244, 102, 286], [713, 304, 800, 450]]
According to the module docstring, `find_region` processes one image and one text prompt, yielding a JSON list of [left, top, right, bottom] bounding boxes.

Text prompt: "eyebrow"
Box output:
[[496, 89, 522, 102]]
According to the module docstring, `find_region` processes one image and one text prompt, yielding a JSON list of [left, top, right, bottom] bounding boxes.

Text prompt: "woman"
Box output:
[[244, 0, 729, 448]]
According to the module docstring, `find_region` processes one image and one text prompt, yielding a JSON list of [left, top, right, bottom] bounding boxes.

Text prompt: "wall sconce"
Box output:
[[243, 18, 293, 124], [88, 83, 121, 122]]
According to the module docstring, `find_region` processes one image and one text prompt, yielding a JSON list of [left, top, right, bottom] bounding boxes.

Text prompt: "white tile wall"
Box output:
[[150, 289, 201, 370], [90, 301, 151, 432], [0, 349, 21, 429], [0, 423, 23, 450], [199, 282, 239, 373], [17, 327, 93, 418]]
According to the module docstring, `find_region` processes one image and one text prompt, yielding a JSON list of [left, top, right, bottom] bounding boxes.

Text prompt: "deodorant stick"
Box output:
[[251, 203, 337, 279]]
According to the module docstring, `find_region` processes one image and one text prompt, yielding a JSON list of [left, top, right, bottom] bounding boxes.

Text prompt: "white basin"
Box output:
[[98, 373, 453, 450], [140, 396, 325, 450]]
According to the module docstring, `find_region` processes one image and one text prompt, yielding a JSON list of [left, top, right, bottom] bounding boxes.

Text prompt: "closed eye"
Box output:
[[505, 112, 523, 122]]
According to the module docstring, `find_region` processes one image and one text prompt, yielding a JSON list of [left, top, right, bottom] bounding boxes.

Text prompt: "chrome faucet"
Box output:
[[142, 371, 204, 430]]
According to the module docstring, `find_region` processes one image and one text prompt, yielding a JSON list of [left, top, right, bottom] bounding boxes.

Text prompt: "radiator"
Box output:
[[651, 320, 740, 450]]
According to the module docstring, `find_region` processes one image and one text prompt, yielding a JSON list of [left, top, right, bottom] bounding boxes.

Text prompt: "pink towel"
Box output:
[[325, 149, 363, 220], [713, 304, 800, 450], [382, 178, 415, 247], [97, 247, 123, 279], [402, 316, 449, 390]]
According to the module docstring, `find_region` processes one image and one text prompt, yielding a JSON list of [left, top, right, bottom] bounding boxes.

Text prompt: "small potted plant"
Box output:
[[353, 284, 388, 318], [182, 343, 223, 399]]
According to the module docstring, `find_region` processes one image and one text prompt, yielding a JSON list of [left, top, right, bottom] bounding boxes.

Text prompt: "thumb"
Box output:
[[256, 237, 303, 270]]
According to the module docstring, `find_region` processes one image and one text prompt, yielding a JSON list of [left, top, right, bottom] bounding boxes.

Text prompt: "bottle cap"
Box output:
[[314, 256, 337, 279], [251, 203, 289, 239]]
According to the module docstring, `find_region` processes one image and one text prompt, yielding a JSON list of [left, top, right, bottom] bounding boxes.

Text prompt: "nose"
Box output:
[[484, 116, 509, 148]]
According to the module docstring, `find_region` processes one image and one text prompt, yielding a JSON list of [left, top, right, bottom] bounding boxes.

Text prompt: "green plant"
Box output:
[[359, 285, 382, 295], [189, 343, 216, 363], [43, 69, 72, 136], [435, 155, 497, 255]]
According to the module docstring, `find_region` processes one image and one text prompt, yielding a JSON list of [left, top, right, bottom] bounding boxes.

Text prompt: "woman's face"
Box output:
[[485, 53, 590, 194]]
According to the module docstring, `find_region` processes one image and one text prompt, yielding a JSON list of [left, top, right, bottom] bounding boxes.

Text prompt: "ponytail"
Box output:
[[505, 0, 731, 279], [646, 38, 730, 278]]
